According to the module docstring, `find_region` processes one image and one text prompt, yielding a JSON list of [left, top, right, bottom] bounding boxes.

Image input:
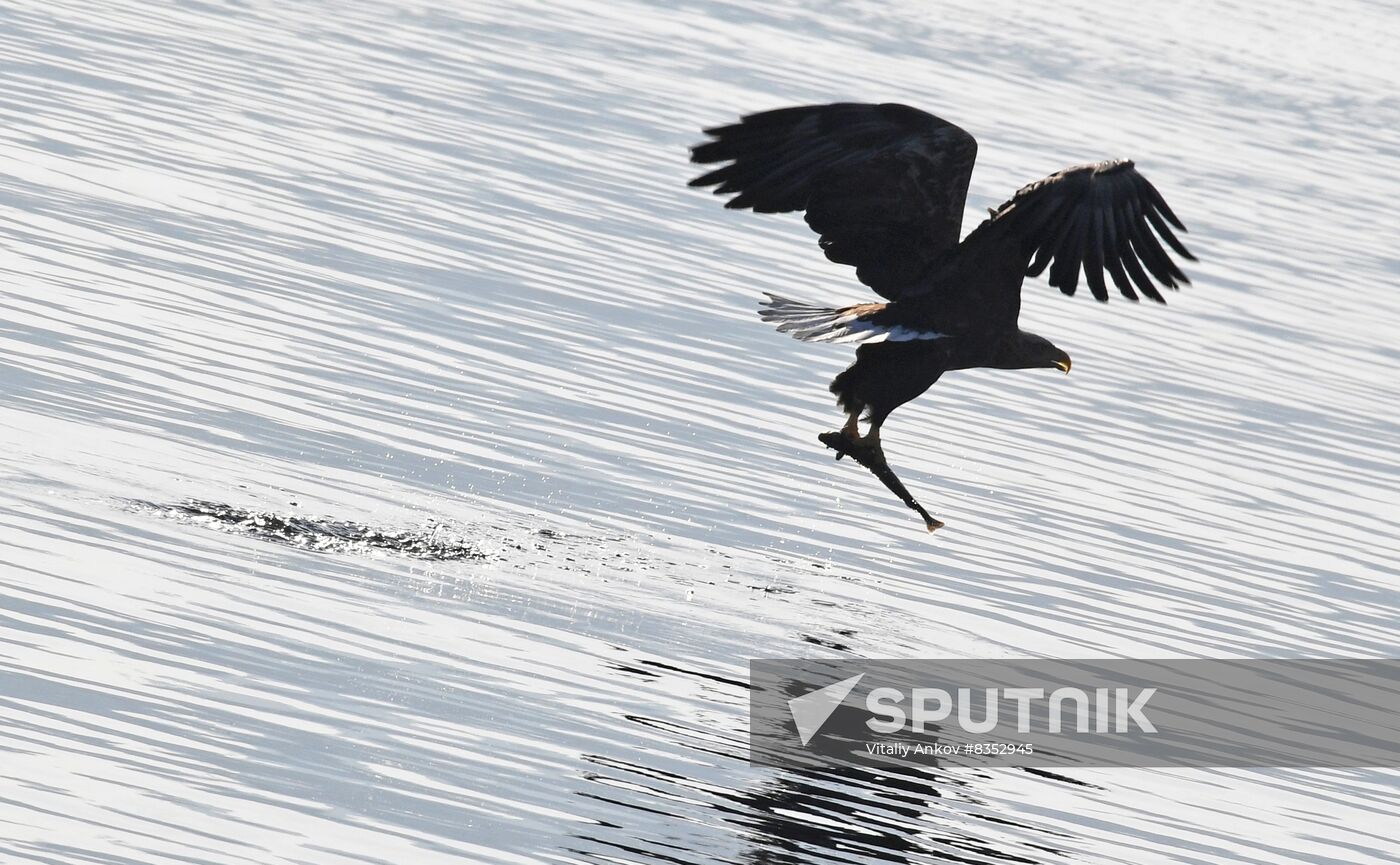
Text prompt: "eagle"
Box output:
[[689, 102, 1195, 531]]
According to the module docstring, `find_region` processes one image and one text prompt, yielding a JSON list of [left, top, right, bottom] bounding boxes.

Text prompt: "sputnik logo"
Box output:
[[787, 673, 865, 745]]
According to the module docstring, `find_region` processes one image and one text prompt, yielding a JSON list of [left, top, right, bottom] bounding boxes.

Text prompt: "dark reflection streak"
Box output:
[[570, 669, 1072, 865], [565, 840, 714, 865], [574, 752, 1061, 865], [609, 662, 663, 679], [1018, 767, 1101, 790], [968, 811, 1073, 838], [636, 661, 754, 690], [736, 770, 1045, 865], [578, 791, 686, 821]]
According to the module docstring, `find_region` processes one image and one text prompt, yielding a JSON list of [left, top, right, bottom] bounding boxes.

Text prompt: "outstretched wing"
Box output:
[[968, 159, 1195, 303], [689, 103, 978, 300]]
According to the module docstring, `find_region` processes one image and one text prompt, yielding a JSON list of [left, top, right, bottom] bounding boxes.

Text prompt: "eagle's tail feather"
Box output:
[[758, 293, 890, 344]]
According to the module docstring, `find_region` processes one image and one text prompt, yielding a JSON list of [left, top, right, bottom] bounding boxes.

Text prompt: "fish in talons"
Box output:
[[818, 426, 944, 532]]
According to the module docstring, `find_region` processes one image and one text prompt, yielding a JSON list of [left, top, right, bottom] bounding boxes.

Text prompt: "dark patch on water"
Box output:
[[607, 662, 662, 680], [1019, 766, 1103, 790], [748, 582, 797, 594], [130, 499, 487, 561], [800, 633, 852, 652], [634, 659, 752, 690], [572, 709, 1072, 865]]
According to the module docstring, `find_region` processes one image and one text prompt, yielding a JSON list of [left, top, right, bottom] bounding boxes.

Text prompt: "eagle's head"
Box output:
[[1007, 331, 1072, 373]]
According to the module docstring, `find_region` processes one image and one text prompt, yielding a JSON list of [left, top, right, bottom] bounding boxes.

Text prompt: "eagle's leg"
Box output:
[[828, 410, 880, 461], [864, 405, 895, 445], [861, 414, 883, 446], [818, 344, 947, 531]]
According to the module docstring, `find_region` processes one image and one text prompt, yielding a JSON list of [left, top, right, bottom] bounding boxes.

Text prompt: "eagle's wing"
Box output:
[[966, 159, 1195, 303], [689, 103, 978, 300]]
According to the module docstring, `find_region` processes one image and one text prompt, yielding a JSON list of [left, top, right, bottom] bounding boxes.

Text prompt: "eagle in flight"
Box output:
[[689, 102, 1195, 530]]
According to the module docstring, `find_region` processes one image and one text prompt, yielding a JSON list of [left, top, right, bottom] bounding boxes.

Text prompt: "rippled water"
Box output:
[[2, 0, 1397, 863]]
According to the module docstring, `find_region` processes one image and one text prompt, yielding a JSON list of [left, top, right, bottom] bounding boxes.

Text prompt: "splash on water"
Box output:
[[129, 499, 487, 561]]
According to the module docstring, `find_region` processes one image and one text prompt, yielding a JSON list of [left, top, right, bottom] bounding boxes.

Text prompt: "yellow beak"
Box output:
[[1055, 356, 1072, 374]]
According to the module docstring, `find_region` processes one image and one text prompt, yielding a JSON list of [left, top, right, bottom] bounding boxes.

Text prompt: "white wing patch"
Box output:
[[877, 325, 949, 343], [758, 293, 948, 345]]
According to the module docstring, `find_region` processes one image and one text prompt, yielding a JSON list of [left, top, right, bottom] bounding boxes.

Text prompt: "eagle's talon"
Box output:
[[819, 429, 875, 460]]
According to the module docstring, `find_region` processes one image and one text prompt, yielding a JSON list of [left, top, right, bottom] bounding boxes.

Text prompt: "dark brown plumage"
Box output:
[[689, 102, 1196, 529]]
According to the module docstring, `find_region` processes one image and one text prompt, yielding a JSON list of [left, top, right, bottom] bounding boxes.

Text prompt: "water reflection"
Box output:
[[566, 664, 1066, 865]]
